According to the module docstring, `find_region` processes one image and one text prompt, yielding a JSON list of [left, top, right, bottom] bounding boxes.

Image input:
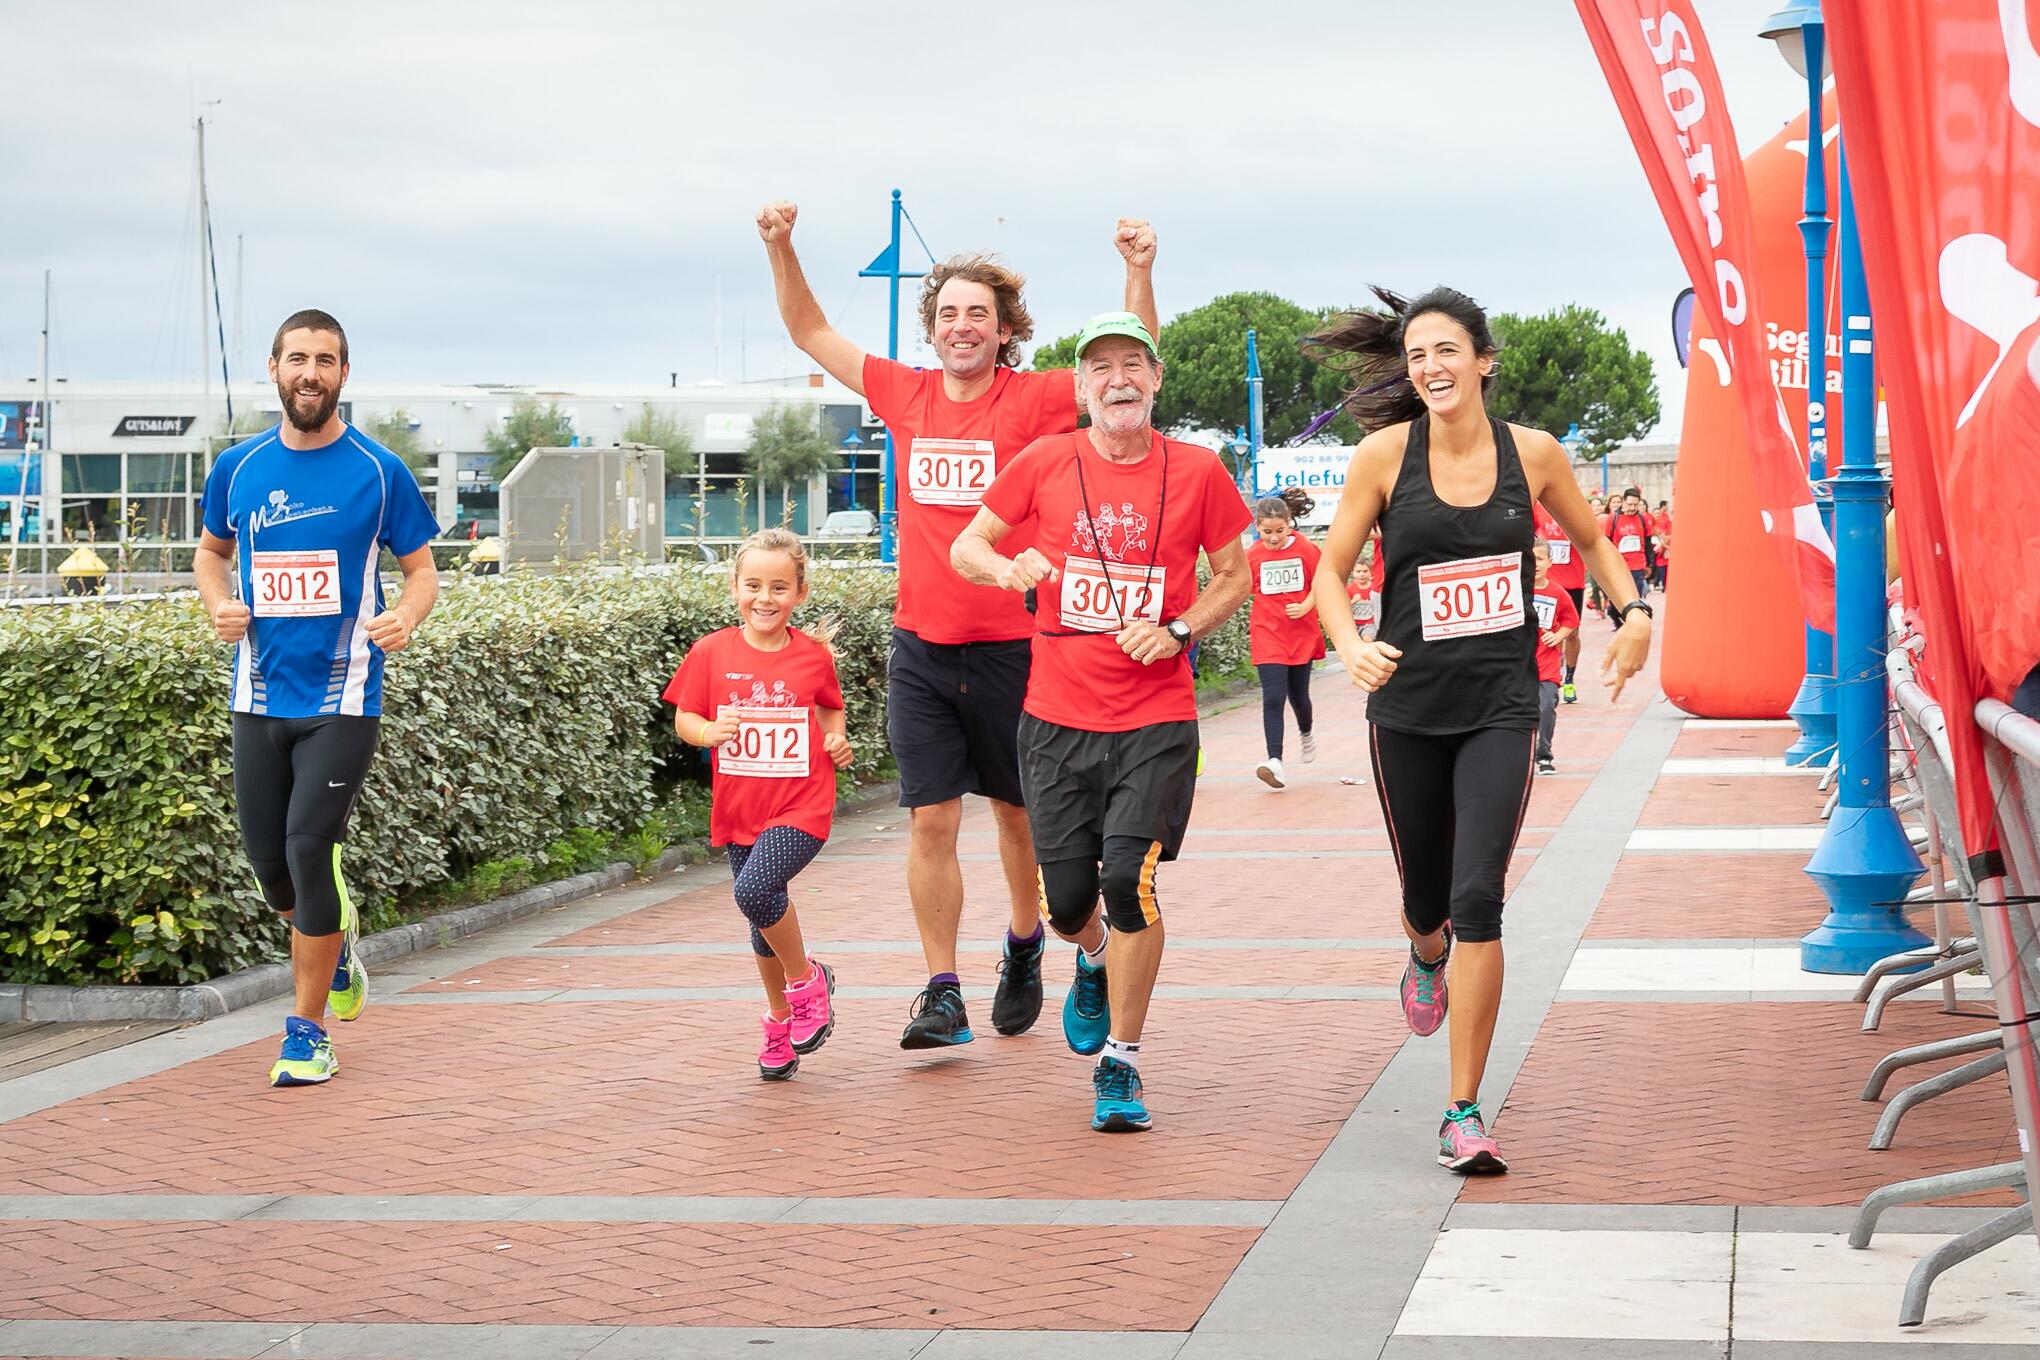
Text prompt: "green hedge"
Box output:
[[0, 557, 1248, 986]]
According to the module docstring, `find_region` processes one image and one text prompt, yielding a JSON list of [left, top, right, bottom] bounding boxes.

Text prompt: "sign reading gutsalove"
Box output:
[[112, 415, 197, 437]]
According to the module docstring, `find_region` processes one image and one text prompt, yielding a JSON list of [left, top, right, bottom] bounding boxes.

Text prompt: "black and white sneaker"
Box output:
[[1537, 757, 1557, 775], [900, 983, 974, 1049], [991, 933, 1045, 1036]]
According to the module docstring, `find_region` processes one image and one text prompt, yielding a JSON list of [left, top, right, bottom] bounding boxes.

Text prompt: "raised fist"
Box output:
[[756, 201, 798, 244], [1115, 218, 1156, 268]]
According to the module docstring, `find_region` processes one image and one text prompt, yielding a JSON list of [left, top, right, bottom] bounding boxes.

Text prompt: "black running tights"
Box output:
[[1256, 663, 1313, 759], [1367, 724, 1534, 944]]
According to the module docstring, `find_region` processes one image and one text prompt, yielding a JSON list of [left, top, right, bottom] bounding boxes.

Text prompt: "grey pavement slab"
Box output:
[[255, 1322, 621, 1359], [379, 984, 1401, 1005], [1444, 1202, 1737, 1232], [529, 937, 1411, 956], [578, 1328, 935, 1360], [914, 1334, 1188, 1360], [1381, 1341, 1727, 1359], [0, 1319, 310, 1357]]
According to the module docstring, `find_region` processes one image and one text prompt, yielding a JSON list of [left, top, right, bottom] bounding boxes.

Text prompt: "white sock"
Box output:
[[1082, 918, 1110, 967], [1104, 1036, 1141, 1070]]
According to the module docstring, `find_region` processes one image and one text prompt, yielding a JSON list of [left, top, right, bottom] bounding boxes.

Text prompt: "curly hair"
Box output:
[[917, 254, 1034, 369], [1252, 486, 1315, 523], [1301, 285, 1502, 434]]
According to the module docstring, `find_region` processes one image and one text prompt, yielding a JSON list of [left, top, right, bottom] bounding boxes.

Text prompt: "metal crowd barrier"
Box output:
[[1851, 627, 2040, 1325]]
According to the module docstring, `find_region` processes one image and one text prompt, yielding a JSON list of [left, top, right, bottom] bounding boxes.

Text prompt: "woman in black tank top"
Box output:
[[1302, 286, 1654, 1176]]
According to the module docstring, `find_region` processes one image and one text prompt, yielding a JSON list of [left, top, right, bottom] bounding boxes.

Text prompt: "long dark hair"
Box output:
[[1252, 486, 1314, 523], [1302, 286, 1501, 433]]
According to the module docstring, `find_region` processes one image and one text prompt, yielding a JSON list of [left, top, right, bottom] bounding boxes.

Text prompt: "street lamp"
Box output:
[[1759, 3, 1927, 972], [839, 429, 864, 510], [1762, 3, 1839, 770]]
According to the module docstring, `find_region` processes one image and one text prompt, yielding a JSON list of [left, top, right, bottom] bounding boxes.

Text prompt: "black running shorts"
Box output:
[[1017, 713, 1199, 864], [886, 627, 1030, 808]]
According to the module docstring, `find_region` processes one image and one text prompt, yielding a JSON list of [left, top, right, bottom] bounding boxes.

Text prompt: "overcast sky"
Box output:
[[6, 0, 1811, 441]]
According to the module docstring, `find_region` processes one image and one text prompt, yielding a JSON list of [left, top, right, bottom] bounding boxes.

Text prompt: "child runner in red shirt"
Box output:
[[1245, 487, 1324, 788], [665, 528, 855, 1080], [1530, 539, 1580, 775]]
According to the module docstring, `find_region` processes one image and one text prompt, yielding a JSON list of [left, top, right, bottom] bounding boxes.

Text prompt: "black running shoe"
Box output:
[[900, 982, 974, 1049], [991, 933, 1045, 1036]]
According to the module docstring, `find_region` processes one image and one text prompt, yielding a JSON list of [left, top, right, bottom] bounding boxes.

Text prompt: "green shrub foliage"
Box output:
[[0, 556, 1247, 986]]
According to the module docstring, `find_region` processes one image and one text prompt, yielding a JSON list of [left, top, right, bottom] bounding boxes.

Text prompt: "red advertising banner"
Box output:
[[1826, 0, 2040, 862], [1575, 0, 1836, 632]]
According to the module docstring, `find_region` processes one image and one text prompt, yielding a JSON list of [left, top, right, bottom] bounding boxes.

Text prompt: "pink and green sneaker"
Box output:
[[1398, 932, 1451, 1037], [1438, 1101, 1508, 1174]]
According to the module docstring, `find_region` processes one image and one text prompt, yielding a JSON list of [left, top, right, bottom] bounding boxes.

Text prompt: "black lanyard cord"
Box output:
[[1037, 437, 1169, 638]]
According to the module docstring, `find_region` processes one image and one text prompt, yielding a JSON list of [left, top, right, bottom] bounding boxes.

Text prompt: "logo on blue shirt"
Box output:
[[247, 487, 339, 533]]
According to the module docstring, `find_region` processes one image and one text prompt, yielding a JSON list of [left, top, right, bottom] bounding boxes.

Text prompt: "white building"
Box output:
[[0, 375, 878, 545]]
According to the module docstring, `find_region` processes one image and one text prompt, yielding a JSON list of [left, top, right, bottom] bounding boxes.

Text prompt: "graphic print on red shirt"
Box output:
[[981, 431, 1251, 732], [1246, 533, 1326, 664], [862, 358, 1078, 644], [662, 626, 845, 846], [1531, 586, 1581, 683]]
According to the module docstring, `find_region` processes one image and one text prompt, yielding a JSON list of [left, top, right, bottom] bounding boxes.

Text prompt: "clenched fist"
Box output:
[[757, 201, 798, 245], [211, 598, 250, 645], [997, 548, 1059, 594], [1115, 218, 1157, 269]]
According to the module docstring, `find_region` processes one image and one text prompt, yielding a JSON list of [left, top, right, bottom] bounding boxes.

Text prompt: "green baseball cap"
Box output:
[[1074, 311, 1159, 360]]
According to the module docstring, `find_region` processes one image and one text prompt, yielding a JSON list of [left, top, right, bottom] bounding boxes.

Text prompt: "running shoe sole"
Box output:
[[790, 962, 835, 1055], [759, 1056, 799, 1081], [329, 951, 367, 1023], [1092, 1110, 1152, 1133], [899, 1028, 974, 1049], [269, 1056, 337, 1087], [1255, 764, 1284, 789], [1439, 1148, 1509, 1174]]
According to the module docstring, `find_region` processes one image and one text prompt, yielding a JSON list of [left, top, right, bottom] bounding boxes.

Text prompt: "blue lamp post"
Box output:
[[1796, 145, 1927, 972], [859, 189, 927, 566], [1244, 329, 1265, 499], [839, 429, 864, 510], [1763, 3, 1839, 769]]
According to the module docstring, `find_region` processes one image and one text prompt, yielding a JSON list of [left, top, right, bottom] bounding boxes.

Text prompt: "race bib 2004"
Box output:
[[1258, 557, 1306, 595]]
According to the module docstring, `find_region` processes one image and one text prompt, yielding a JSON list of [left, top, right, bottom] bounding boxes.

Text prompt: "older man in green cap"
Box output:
[[952, 312, 1252, 1132]]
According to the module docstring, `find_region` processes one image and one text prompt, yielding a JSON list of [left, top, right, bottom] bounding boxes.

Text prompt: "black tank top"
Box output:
[[1367, 416, 1538, 734]]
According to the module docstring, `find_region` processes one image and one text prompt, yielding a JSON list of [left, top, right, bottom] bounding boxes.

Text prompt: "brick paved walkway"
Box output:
[[2, 617, 2036, 1358]]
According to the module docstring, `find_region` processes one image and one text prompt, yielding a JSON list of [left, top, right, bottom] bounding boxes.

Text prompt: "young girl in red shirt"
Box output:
[[1245, 487, 1325, 788], [664, 528, 855, 1079]]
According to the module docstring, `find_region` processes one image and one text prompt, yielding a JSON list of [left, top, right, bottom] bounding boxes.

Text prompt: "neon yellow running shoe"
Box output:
[[327, 849, 367, 1022], [1195, 747, 1206, 777], [269, 1016, 338, 1087]]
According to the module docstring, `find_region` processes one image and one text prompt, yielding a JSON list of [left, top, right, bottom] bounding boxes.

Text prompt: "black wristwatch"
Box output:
[[1616, 599, 1655, 625], [1165, 619, 1193, 648]]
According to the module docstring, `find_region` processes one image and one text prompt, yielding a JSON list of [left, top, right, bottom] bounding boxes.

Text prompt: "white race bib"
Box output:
[[907, 438, 994, 508], [1533, 595, 1557, 630], [1058, 558, 1165, 633], [718, 706, 811, 779], [1548, 539, 1572, 565], [1417, 552, 1525, 641], [1617, 533, 1643, 555], [249, 550, 342, 617], [1258, 557, 1306, 595]]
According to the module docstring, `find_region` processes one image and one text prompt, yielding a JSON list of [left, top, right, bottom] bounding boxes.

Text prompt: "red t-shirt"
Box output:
[[661, 626, 844, 847], [1246, 533, 1326, 664], [1531, 586, 1581, 683], [981, 430, 1252, 732], [1367, 533, 1387, 591], [1534, 503, 1586, 590], [863, 357, 1078, 644], [1605, 511, 1652, 570]]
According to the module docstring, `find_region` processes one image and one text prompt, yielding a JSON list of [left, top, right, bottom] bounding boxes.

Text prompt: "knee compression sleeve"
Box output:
[[282, 834, 345, 937], [1037, 859, 1100, 938], [1098, 836, 1163, 934]]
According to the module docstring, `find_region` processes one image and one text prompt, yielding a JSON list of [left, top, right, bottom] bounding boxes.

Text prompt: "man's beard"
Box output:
[[278, 379, 339, 433]]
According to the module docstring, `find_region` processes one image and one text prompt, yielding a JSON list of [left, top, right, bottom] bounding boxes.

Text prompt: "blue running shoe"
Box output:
[[269, 1015, 337, 1087], [1091, 1056, 1150, 1132], [1062, 951, 1110, 1056]]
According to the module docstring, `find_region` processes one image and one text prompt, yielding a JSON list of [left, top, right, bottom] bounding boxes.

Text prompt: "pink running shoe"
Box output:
[[758, 1014, 798, 1081], [1438, 1102, 1508, 1174], [784, 960, 835, 1055], [1398, 935, 1451, 1037]]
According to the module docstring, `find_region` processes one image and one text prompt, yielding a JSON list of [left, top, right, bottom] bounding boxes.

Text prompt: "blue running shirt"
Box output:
[[201, 424, 440, 717]]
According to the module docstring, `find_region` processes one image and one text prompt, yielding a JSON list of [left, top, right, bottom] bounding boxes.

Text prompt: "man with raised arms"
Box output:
[[758, 202, 1158, 1052]]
